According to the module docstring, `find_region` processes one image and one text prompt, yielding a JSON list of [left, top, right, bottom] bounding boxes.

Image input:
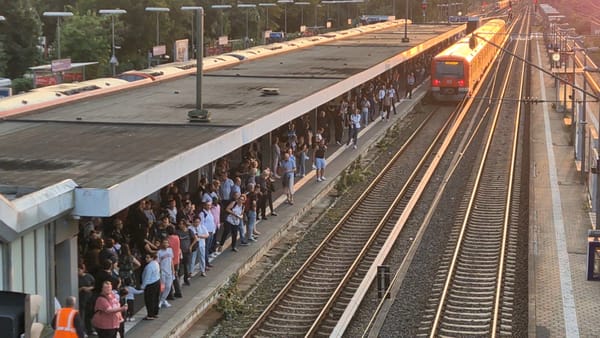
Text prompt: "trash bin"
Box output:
[[586, 230, 600, 281]]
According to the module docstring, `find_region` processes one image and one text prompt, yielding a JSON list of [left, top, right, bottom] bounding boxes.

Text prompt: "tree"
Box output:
[[2, 0, 43, 79], [60, 10, 112, 77]]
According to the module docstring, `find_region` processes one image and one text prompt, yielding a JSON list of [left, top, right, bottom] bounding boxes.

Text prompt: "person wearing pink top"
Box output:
[[92, 281, 126, 338], [167, 225, 183, 298]]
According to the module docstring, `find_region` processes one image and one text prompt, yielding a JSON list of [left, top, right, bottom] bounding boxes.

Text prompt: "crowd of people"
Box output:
[[70, 56, 439, 338]]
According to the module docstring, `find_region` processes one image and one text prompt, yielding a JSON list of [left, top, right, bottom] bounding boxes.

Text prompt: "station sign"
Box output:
[[51, 58, 71, 72], [448, 16, 469, 23], [174, 39, 189, 62], [153, 45, 166, 57]]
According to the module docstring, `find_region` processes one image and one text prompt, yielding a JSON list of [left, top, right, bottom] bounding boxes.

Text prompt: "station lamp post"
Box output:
[[42, 11, 73, 59], [259, 3, 276, 31], [295, 2, 310, 29], [402, 0, 409, 42], [557, 28, 576, 112], [145, 7, 170, 47], [181, 6, 210, 122], [212, 4, 233, 37], [99, 9, 127, 76], [238, 4, 257, 48], [277, 0, 294, 36]]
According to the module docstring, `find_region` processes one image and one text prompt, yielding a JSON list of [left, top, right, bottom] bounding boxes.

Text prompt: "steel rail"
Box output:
[[428, 10, 527, 338], [243, 108, 440, 337], [491, 9, 531, 337]]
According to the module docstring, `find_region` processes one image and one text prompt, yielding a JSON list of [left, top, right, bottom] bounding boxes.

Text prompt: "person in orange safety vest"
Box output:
[[52, 296, 85, 338]]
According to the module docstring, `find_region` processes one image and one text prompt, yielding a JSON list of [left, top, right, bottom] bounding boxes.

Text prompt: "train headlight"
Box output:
[[432, 79, 441, 86], [457, 79, 465, 86]]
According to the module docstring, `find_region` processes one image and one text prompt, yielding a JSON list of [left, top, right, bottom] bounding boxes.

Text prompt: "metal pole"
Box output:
[[597, 101, 600, 224], [582, 52, 587, 177], [156, 12, 160, 45], [246, 10, 249, 45], [182, 6, 209, 121], [562, 32, 566, 111], [196, 9, 203, 111], [284, 5, 288, 35], [57, 17, 61, 59], [402, 0, 409, 42], [267, 7, 269, 30], [191, 17, 195, 59], [111, 15, 116, 76]]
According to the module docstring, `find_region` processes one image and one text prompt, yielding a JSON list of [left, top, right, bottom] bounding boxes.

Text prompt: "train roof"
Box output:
[[433, 19, 506, 62]]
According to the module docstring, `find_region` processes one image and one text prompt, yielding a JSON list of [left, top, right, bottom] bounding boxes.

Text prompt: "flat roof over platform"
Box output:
[[0, 23, 462, 221]]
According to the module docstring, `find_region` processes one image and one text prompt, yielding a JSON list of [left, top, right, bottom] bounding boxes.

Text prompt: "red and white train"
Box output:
[[430, 19, 507, 101]]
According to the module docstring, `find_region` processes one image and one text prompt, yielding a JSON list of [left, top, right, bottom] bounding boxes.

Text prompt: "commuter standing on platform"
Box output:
[[387, 83, 397, 115], [280, 152, 296, 204], [92, 281, 126, 338], [272, 136, 282, 179], [77, 263, 95, 336], [166, 226, 182, 298], [360, 95, 370, 127], [257, 169, 276, 220], [176, 219, 195, 285], [406, 72, 416, 99], [221, 193, 245, 252], [315, 139, 328, 182], [157, 239, 175, 309], [377, 84, 386, 119], [349, 109, 362, 149], [219, 172, 235, 219], [141, 253, 160, 320], [52, 296, 85, 338]]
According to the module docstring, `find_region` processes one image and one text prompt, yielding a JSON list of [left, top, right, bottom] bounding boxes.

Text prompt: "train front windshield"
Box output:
[[435, 61, 464, 78]]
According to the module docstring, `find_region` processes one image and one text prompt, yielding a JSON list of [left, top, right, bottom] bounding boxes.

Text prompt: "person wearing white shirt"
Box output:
[[157, 239, 175, 309], [349, 110, 362, 149]]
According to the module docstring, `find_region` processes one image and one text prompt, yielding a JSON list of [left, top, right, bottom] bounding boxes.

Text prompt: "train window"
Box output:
[[435, 61, 464, 78]]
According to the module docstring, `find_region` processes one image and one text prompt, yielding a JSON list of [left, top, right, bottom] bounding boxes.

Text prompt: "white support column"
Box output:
[[54, 219, 78, 317]]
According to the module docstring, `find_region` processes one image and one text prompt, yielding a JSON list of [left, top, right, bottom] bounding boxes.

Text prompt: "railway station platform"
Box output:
[[123, 80, 429, 338], [529, 28, 600, 338]]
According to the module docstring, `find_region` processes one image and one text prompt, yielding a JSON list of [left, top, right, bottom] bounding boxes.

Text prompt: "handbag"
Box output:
[[226, 214, 240, 226]]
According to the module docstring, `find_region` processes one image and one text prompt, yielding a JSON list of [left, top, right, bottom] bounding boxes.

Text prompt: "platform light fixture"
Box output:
[[212, 4, 233, 36], [295, 2, 310, 28], [181, 6, 210, 122], [402, 0, 409, 42], [145, 7, 170, 46], [42, 11, 73, 59], [99, 9, 127, 76], [181, 6, 202, 58], [277, 0, 294, 35], [238, 4, 257, 47], [259, 3, 276, 31]]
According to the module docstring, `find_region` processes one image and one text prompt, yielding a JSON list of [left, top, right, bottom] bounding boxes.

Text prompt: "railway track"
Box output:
[[242, 106, 458, 337], [414, 9, 530, 338]]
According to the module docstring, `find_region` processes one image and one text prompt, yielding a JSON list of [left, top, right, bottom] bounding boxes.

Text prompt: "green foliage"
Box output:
[[335, 156, 370, 192], [12, 78, 34, 94], [216, 274, 248, 320], [2, 2, 43, 79], [59, 10, 111, 77]]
